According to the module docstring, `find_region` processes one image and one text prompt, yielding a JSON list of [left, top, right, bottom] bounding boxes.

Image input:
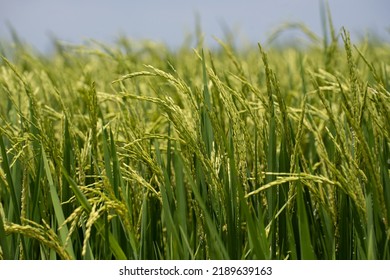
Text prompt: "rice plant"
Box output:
[[0, 22, 389, 260]]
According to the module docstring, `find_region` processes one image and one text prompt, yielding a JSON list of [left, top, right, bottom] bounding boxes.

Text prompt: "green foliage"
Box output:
[[0, 25, 389, 259]]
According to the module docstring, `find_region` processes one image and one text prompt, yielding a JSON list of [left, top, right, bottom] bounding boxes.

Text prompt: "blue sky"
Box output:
[[1, 0, 389, 51]]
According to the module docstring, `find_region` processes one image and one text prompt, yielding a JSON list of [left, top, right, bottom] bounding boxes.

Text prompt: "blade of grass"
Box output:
[[0, 208, 10, 259], [41, 146, 76, 259], [297, 183, 316, 259]]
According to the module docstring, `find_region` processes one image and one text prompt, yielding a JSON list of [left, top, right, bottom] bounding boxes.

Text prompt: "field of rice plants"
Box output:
[[0, 24, 389, 260]]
